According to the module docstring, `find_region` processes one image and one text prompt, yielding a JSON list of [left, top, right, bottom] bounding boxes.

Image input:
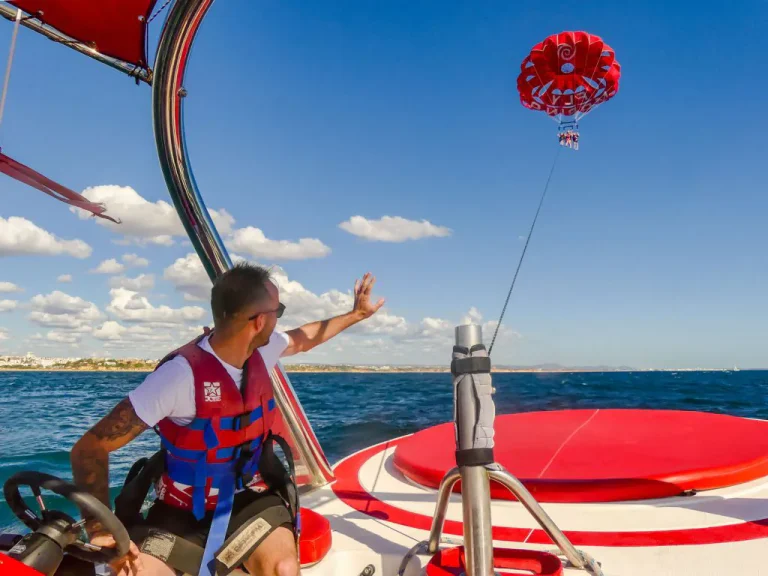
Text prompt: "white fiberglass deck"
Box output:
[[298, 422, 768, 576]]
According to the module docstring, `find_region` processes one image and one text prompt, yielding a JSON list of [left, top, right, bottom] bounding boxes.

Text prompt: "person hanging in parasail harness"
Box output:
[[70, 263, 386, 576]]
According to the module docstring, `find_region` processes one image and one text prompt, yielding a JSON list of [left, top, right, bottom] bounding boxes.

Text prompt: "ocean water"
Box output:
[[1, 369, 767, 532]]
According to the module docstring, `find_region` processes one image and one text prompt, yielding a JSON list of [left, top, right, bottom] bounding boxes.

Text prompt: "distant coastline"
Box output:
[[0, 353, 752, 373], [0, 364, 753, 374]]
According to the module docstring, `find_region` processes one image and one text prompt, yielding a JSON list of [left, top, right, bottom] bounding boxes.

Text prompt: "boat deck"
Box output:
[[300, 410, 768, 575]]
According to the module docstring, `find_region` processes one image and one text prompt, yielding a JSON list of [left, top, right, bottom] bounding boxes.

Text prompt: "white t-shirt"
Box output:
[[129, 331, 290, 427]]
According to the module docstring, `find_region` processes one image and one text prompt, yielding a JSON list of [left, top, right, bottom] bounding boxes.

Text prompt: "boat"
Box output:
[[0, 2, 766, 575]]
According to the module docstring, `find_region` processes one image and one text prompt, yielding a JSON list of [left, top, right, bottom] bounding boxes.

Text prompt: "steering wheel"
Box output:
[[3, 471, 130, 565]]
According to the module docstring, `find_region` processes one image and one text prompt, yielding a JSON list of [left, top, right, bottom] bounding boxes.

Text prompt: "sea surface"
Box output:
[[1, 369, 767, 532]]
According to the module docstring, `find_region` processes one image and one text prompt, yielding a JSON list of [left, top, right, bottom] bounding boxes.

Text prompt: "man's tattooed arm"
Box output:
[[70, 397, 149, 534]]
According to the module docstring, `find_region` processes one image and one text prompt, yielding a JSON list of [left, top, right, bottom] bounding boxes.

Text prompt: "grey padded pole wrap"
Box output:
[[453, 345, 495, 458]]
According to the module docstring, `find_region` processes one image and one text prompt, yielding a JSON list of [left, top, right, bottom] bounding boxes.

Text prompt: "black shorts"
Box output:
[[139, 490, 293, 548]]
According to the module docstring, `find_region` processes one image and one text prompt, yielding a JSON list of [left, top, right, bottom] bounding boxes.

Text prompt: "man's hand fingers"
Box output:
[[374, 298, 385, 311], [128, 541, 143, 570], [364, 275, 375, 294], [95, 536, 143, 575], [90, 534, 116, 548], [128, 540, 141, 557], [128, 551, 144, 575], [354, 279, 360, 295]]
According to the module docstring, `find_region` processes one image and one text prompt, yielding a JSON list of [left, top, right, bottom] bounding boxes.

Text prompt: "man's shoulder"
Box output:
[[255, 330, 289, 372], [261, 330, 290, 353], [129, 353, 196, 426], [147, 353, 193, 381], [269, 330, 290, 346]]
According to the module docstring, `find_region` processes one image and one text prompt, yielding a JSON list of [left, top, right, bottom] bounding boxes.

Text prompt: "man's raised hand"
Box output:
[[353, 272, 385, 319]]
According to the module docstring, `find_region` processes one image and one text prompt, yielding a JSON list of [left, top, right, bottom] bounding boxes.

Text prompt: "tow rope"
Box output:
[[488, 147, 561, 355]]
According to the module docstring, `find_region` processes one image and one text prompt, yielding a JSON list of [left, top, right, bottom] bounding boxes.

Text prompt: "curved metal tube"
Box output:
[[151, 0, 333, 488], [427, 466, 461, 553], [487, 468, 595, 573], [273, 364, 334, 485], [152, 0, 230, 281]]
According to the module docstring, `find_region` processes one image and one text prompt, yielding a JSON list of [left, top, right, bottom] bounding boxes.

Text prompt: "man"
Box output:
[[70, 264, 385, 576]]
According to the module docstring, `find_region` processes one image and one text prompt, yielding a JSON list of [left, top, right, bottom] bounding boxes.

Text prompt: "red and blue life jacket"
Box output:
[[151, 334, 285, 576], [153, 335, 277, 518]]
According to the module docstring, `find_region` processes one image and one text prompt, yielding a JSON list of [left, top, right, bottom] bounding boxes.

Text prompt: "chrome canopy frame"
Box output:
[[151, 0, 334, 488]]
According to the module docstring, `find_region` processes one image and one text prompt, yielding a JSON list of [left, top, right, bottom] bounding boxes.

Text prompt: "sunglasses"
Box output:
[[248, 302, 285, 320]]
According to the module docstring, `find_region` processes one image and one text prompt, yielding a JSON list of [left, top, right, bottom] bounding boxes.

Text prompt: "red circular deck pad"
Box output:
[[393, 409, 768, 502], [331, 433, 768, 547], [426, 547, 563, 576]]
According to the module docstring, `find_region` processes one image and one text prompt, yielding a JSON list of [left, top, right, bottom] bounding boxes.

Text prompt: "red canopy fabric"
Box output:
[[0, 150, 118, 222], [517, 31, 621, 118], [8, 0, 159, 67]]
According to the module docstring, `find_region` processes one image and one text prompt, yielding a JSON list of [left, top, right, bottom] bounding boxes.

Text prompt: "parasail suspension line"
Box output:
[[0, 7, 21, 138], [149, 0, 174, 24], [488, 146, 562, 355]]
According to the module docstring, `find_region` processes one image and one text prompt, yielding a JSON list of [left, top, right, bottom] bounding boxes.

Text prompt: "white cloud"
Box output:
[[29, 291, 103, 332], [388, 307, 519, 352], [107, 288, 206, 324], [0, 300, 18, 312], [92, 321, 203, 354], [164, 253, 404, 336], [93, 321, 173, 343], [45, 331, 81, 344], [31, 291, 98, 316], [0, 328, 8, 340], [109, 274, 155, 292], [0, 216, 91, 258], [0, 282, 23, 293], [163, 253, 211, 301], [123, 254, 149, 268], [338, 215, 452, 242], [229, 227, 331, 261], [461, 306, 484, 326], [92, 321, 130, 341], [91, 258, 126, 274], [410, 317, 454, 340], [73, 185, 234, 246], [458, 307, 520, 344], [57, 274, 73, 283], [267, 265, 406, 336]]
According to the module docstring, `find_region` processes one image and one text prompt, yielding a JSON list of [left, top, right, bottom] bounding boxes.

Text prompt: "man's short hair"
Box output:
[[210, 262, 272, 330]]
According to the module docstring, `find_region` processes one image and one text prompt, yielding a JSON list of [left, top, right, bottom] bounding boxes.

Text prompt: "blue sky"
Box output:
[[0, 0, 766, 368]]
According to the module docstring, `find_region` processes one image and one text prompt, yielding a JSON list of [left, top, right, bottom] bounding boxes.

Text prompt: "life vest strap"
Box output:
[[165, 457, 238, 488], [213, 436, 263, 463], [258, 433, 300, 539], [201, 478, 235, 576], [178, 400, 274, 433], [159, 436, 208, 462]]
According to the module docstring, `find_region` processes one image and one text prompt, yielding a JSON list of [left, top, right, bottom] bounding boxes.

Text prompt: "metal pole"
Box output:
[[454, 324, 495, 576]]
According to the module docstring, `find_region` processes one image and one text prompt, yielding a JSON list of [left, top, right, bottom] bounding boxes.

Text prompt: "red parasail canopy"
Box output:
[[8, 0, 159, 68], [517, 31, 620, 119]]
